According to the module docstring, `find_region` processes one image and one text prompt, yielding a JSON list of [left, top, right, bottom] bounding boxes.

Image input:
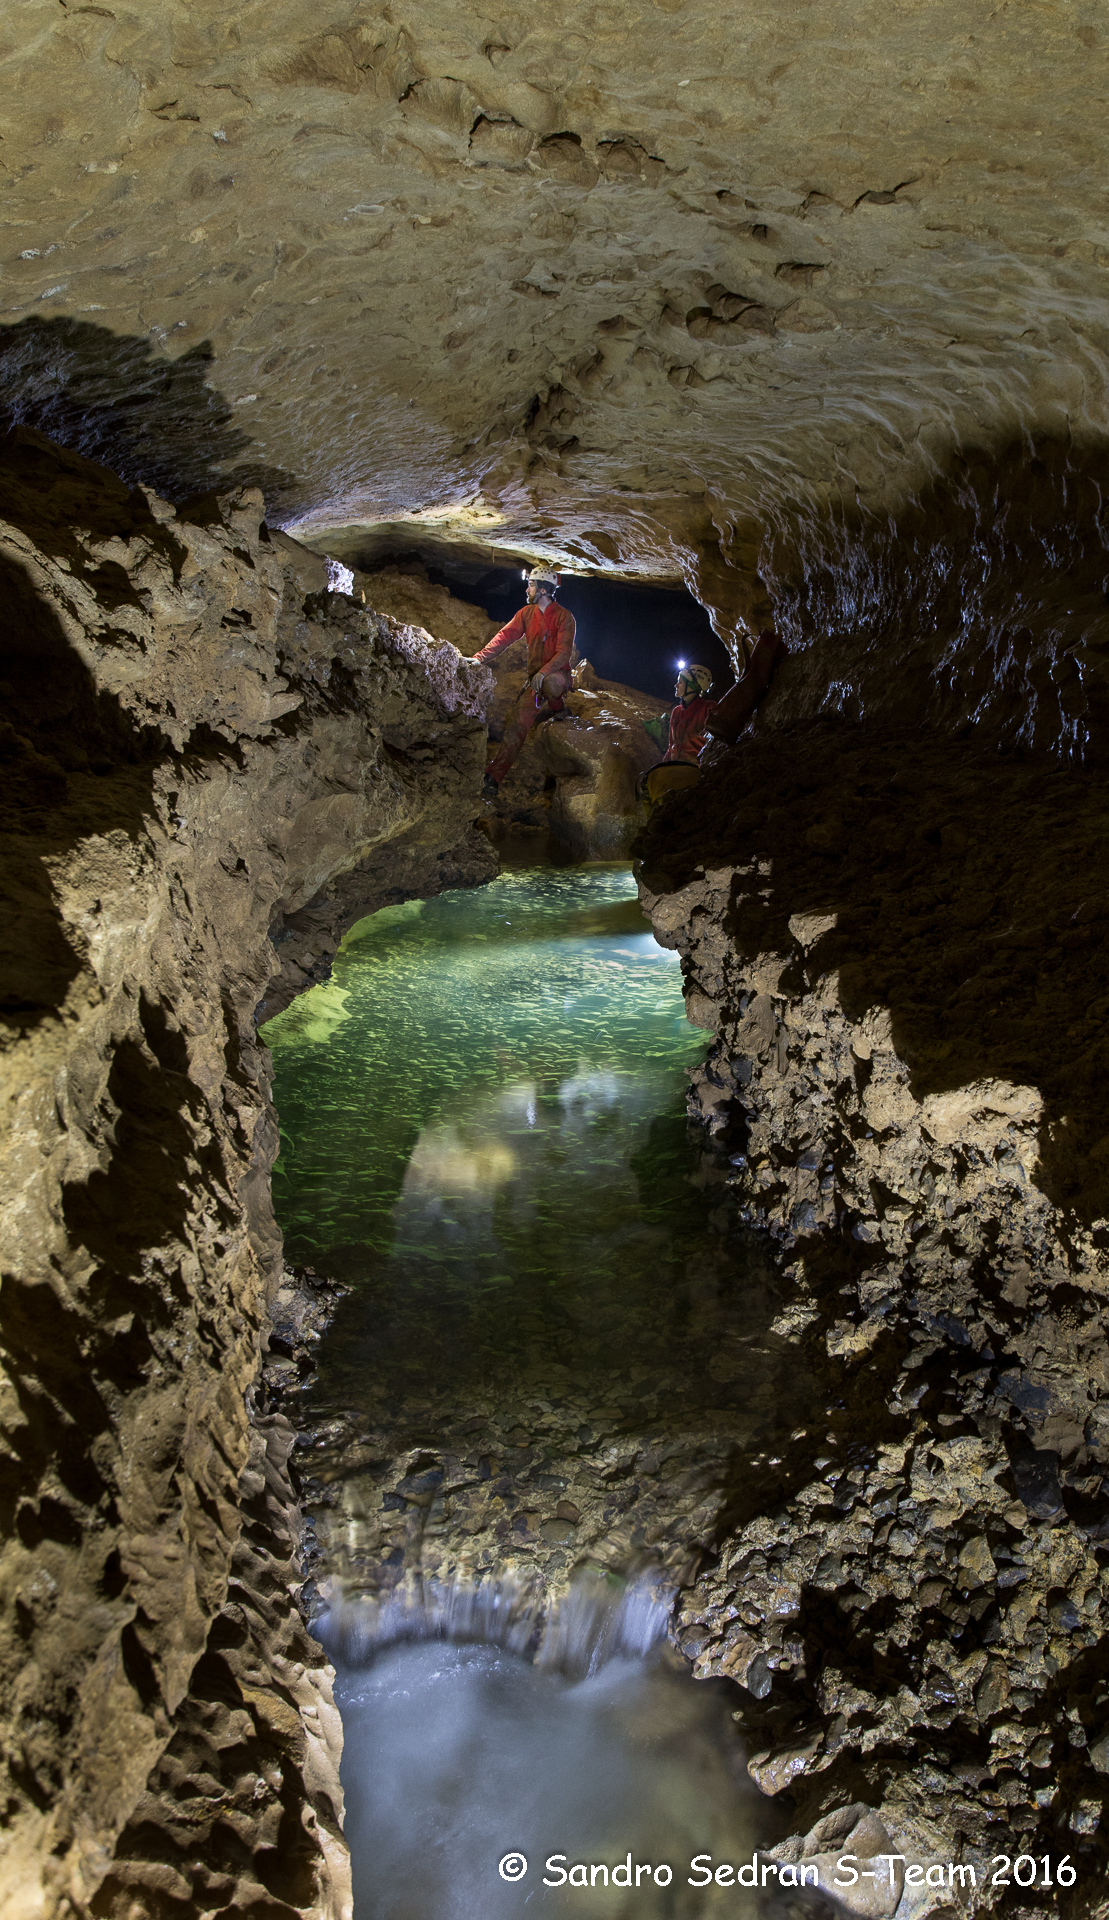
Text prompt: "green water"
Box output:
[[267, 863, 702, 1276], [264, 865, 803, 1592], [265, 867, 810, 1917]]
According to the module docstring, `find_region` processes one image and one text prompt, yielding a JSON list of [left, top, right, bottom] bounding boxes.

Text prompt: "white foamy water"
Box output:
[[335, 1644, 761, 1918], [322, 1573, 773, 1919], [319, 1567, 675, 1679]]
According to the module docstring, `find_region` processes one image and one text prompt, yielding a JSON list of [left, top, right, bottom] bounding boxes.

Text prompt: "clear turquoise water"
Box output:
[[263, 866, 804, 1918], [265, 859, 805, 1441], [263, 865, 767, 1418], [267, 863, 700, 1257]]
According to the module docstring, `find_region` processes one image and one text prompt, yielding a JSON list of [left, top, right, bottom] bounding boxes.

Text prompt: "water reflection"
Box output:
[[264, 867, 811, 1602], [266, 872, 692, 1266], [264, 867, 819, 1919]]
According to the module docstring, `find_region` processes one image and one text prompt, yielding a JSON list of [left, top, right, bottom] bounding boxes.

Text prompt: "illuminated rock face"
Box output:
[[4, 1, 1109, 640], [0, 430, 492, 1919], [3, 1, 1109, 1908]]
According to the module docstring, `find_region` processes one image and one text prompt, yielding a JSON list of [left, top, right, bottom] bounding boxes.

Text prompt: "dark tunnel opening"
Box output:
[[366, 553, 735, 701]]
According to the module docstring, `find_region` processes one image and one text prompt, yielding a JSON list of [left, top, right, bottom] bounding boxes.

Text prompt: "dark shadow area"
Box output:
[[0, 424, 230, 1530], [764, 432, 1109, 762], [0, 434, 171, 1026], [0, 316, 296, 510], [0, 421, 182, 570], [0, 552, 158, 778], [60, 1031, 222, 1298], [0, 1019, 223, 1548], [364, 552, 733, 700], [637, 717, 1109, 1227]]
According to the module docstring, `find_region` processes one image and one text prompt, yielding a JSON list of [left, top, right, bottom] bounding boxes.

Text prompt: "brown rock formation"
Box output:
[[4, 4, 1108, 636], [483, 663, 663, 857], [4, 2, 1109, 1909], [633, 560, 1109, 1882], [0, 428, 492, 1918]]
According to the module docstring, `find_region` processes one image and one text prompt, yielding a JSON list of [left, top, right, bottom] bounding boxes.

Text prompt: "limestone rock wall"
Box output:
[[0, 428, 492, 1920], [757, 436, 1109, 761], [635, 719, 1109, 1884], [5, 3, 1109, 640]]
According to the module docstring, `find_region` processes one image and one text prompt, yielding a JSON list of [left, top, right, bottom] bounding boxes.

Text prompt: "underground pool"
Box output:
[[262, 862, 815, 1915]]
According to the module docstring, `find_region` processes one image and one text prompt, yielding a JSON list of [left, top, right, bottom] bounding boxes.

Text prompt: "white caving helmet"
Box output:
[[526, 564, 561, 592]]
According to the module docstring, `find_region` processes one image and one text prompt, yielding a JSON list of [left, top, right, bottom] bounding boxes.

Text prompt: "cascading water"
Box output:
[[322, 1574, 769, 1918], [263, 864, 817, 1916]]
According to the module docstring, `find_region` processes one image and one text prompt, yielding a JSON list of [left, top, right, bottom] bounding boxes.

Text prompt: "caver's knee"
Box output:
[[540, 671, 571, 701]]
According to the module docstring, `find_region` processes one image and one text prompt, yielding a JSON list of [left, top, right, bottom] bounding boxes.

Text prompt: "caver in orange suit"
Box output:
[[474, 599, 577, 786], [663, 692, 717, 763]]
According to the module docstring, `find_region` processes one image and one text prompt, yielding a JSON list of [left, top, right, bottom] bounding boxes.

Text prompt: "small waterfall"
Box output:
[[326, 1566, 772, 1920], [536, 1566, 675, 1675], [317, 1575, 544, 1667], [316, 1563, 675, 1681]]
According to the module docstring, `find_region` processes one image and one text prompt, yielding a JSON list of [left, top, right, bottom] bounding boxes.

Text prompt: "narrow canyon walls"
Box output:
[[0, 428, 493, 1919]]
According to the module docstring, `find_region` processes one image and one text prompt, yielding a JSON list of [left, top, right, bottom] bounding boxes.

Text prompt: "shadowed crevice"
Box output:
[[0, 317, 297, 511], [637, 721, 1109, 1226]]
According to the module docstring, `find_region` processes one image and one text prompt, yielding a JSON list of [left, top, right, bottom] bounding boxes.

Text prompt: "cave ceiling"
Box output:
[[3, 0, 1108, 622]]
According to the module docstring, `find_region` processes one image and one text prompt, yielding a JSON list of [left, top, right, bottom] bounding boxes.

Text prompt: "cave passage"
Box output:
[[416, 556, 734, 700], [263, 864, 816, 1915]]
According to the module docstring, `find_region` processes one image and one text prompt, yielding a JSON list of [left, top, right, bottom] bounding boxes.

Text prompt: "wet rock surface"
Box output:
[[634, 718, 1109, 1905], [483, 660, 663, 858], [0, 429, 493, 1916], [279, 1175, 811, 1622]]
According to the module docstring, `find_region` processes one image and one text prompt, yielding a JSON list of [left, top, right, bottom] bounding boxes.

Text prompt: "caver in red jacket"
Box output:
[[473, 601, 576, 681], [475, 601, 577, 785], [663, 693, 717, 763]]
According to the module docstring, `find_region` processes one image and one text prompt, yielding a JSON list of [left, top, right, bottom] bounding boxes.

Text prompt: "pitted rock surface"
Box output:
[[4, 3, 1109, 1910], [0, 428, 494, 1918], [634, 717, 1109, 1897], [4, 5, 1109, 633]]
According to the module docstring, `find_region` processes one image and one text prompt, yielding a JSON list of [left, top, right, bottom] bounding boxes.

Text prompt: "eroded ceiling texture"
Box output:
[[7, 8, 1109, 1914], [4, 0, 1108, 638]]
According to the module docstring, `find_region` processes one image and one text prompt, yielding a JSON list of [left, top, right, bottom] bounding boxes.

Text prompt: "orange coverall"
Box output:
[[663, 693, 718, 763], [474, 601, 577, 785]]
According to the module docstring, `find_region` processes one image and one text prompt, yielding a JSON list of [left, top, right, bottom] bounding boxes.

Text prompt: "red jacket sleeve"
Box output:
[[473, 607, 527, 665]]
